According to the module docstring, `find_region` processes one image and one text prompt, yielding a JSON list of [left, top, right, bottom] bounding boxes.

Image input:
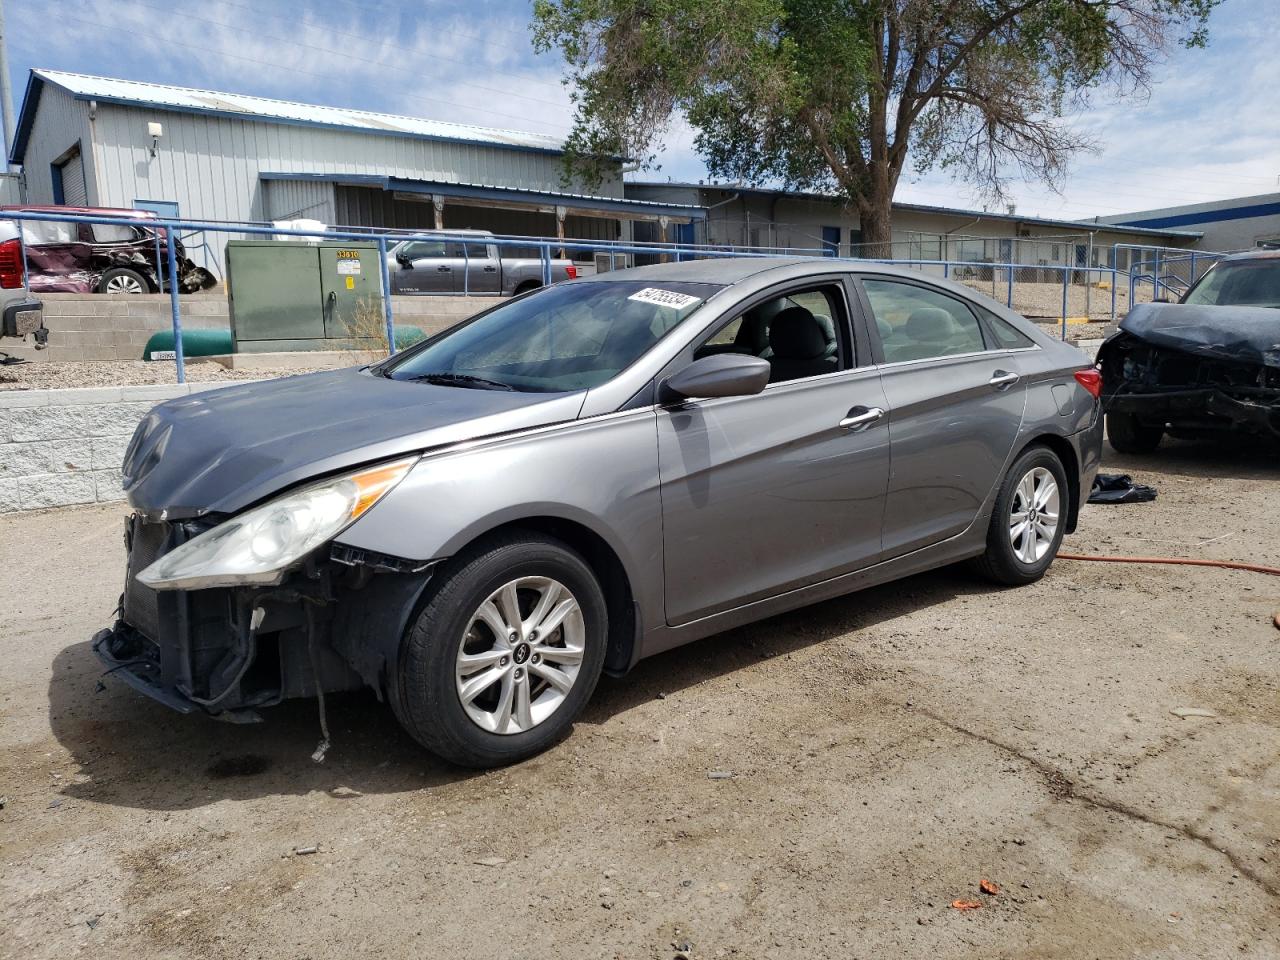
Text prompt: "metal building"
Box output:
[[1099, 192, 1280, 252], [626, 181, 1201, 268], [8, 69, 705, 272]]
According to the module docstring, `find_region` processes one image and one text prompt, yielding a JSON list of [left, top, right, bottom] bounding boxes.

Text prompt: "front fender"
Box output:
[[334, 408, 665, 622]]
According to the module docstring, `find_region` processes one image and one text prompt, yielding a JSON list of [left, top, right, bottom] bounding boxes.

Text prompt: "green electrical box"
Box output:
[[226, 240, 383, 353]]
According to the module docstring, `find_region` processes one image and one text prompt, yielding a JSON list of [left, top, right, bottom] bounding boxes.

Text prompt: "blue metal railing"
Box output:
[[9, 208, 1180, 383]]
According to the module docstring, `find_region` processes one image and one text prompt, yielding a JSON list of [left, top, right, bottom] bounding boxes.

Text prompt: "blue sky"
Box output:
[[9, 0, 1278, 221]]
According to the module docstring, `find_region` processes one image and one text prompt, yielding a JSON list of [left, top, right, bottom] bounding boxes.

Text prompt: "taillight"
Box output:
[[0, 237, 23, 289], [565, 264, 577, 279], [1074, 368, 1102, 399]]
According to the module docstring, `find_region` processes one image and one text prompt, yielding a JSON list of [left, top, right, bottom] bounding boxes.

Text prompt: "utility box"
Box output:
[[226, 240, 382, 352]]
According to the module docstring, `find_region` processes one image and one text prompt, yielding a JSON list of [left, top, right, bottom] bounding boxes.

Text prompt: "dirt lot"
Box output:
[[1, 438, 1277, 960]]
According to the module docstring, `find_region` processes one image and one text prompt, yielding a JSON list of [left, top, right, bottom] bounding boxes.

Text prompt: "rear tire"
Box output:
[[973, 445, 1068, 586], [1106, 411, 1163, 454], [392, 532, 607, 768], [98, 267, 150, 295]]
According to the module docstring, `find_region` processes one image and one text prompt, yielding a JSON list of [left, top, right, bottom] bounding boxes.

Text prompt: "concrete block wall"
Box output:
[[8, 293, 230, 363], [8, 293, 491, 363], [0, 381, 249, 513]]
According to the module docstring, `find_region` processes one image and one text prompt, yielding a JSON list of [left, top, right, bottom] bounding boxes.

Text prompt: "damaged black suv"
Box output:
[[1099, 251, 1280, 452]]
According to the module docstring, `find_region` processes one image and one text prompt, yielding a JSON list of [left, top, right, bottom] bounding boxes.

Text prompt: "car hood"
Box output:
[[123, 367, 586, 517], [1119, 302, 1280, 368]]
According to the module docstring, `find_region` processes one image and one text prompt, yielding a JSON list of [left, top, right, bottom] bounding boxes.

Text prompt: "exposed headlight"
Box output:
[[137, 457, 417, 591]]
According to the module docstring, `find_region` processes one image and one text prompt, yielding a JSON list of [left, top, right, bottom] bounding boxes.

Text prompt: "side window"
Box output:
[[445, 242, 490, 258], [22, 221, 79, 245], [693, 283, 848, 384], [977, 305, 1035, 349], [404, 241, 448, 259], [861, 279, 987, 362], [91, 223, 142, 243]]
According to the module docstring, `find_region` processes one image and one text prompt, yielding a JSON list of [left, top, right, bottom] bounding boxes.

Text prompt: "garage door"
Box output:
[[58, 151, 87, 206]]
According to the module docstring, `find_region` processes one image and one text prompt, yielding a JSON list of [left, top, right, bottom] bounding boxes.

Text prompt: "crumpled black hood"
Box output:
[[123, 367, 585, 517], [1119, 302, 1280, 368]]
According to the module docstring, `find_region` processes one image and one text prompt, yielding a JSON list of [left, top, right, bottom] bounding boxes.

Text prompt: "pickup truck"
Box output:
[[386, 229, 576, 296], [0, 219, 46, 361]]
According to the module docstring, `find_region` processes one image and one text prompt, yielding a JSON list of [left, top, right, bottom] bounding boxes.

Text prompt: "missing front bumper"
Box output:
[[1107, 387, 1280, 436]]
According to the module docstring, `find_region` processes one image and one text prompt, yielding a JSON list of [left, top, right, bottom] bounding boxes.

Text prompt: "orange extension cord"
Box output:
[[1057, 553, 1280, 578]]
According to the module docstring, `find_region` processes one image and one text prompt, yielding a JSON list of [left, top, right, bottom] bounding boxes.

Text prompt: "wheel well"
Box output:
[[513, 280, 541, 295], [460, 517, 638, 674], [1022, 434, 1081, 534]]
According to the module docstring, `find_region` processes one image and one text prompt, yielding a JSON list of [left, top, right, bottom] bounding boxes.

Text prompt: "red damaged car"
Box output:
[[2, 205, 216, 295]]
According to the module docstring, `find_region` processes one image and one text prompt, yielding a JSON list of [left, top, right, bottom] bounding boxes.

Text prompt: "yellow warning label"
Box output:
[[345, 276, 355, 289]]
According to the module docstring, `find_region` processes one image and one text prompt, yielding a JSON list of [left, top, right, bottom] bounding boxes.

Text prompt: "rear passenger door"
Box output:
[[856, 276, 1029, 558], [457, 242, 500, 294]]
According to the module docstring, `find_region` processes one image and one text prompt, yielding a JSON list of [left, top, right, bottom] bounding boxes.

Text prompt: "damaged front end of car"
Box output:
[[93, 457, 438, 727], [1099, 302, 1280, 440]]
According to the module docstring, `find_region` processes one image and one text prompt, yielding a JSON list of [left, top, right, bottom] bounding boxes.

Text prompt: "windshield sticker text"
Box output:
[[627, 287, 700, 310]]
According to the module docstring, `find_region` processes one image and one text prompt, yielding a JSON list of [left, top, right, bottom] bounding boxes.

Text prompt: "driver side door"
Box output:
[[390, 240, 455, 294], [657, 277, 890, 626]]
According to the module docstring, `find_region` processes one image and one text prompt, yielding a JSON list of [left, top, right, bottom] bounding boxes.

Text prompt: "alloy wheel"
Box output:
[[105, 274, 145, 294], [454, 576, 586, 735], [1008, 466, 1060, 564]]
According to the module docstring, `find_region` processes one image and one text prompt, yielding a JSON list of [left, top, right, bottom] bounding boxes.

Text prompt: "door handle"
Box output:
[[437, 265, 452, 272], [483, 265, 497, 272], [839, 406, 884, 431], [989, 370, 1020, 389]]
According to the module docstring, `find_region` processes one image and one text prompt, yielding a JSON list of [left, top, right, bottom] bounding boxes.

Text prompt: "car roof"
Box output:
[[579, 257, 820, 285], [578, 255, 986, 287], [1, 204, 158, 217], [1219, 249, 1280, 262]]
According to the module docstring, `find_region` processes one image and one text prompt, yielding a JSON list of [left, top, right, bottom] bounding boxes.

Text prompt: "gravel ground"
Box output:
[[1, 436, 1277, 959], [956, 278, 1155, 321], [0, 360, 351, 391]]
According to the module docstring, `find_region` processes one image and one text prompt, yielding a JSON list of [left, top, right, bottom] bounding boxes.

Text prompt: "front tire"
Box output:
[[1106, 411, 1163, 454], [392, 532, 607, 768], [973, 445, 1068, 586]]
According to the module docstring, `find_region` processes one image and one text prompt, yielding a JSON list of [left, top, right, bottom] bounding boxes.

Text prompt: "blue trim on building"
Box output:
[[49, 159, 63, 204], [10, 72, 45, 164], [261, 172, 707, 220], [1114, 201, 1280, 230]]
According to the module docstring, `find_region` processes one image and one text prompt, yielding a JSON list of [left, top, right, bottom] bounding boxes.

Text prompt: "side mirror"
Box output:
[[395, 252, 413, 268], [660, 353, 771, 403]]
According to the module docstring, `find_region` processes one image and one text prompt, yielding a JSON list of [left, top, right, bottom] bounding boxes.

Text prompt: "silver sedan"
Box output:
[[95, 258, 1103, 767]]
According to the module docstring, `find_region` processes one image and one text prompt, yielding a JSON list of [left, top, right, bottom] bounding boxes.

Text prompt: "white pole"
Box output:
[[0, 0, 16, 170]]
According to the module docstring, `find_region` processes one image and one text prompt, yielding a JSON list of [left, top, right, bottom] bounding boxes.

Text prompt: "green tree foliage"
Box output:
[[533, 0, 1219, 253]]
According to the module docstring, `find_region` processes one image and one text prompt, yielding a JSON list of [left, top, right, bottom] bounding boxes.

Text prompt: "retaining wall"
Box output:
[[0, 382, 250, 513], [7, 293, 494, 363]]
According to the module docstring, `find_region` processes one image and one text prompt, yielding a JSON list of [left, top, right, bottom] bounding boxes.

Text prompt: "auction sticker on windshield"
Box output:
[[628, 287, 702, 309]]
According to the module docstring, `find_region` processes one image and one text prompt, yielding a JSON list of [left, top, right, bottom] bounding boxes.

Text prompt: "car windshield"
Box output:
[[380, 280, 721, 392], [1182, 258, 1280, 309]]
